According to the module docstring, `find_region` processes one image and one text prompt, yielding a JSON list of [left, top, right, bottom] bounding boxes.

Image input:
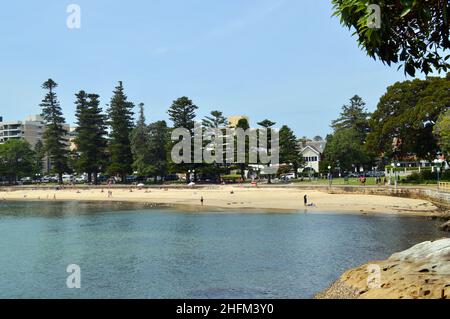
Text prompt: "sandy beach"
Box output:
[[0, 186, 442, 216]]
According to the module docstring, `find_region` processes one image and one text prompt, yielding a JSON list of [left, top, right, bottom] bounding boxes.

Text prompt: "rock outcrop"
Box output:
[[317, 238, 450, 299], [439, 220, 450, 232]]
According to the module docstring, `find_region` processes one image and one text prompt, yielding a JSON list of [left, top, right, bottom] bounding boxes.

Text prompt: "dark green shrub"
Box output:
[[441, 170, 450, 181]]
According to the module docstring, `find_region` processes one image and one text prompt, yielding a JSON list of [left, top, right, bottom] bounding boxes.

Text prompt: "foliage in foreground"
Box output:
[[332, 0, 450, 76]]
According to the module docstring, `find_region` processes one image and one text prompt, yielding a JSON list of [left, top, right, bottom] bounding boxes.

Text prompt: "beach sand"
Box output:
[[0, 186, 441, 216]]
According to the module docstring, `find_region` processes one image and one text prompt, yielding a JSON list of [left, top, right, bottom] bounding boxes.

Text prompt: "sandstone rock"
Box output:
[[439, 220, 450, 232], [389, 238, 450, 262], [317, 238, 450, 299]]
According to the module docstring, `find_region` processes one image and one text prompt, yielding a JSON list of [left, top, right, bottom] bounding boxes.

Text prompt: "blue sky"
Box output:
[[0, 0, 425, 136]]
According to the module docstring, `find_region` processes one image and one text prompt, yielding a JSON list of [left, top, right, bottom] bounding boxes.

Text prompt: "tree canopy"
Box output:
[[332, 0, 450, 76], [434, 108, 450, 156], [40, 79, 69, 183], [323, 128, 371, 172], [148, 120, 170, 182], [323, 95, 373, 172], [0, 140, 35, 183], [202, 110, 228, 128], [331, 95, 371, 142], [168, 96, 198, 182], [366, 74, 450, 160], [279, 125, 304, 178], [107, 81, 135, 181], [168, 97, 198, 131], [131, 103, 153, 177], [74, 91, 107, 183]]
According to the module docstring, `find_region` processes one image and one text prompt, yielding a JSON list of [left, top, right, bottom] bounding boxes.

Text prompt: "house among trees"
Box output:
[[298, 136, 326, 174]]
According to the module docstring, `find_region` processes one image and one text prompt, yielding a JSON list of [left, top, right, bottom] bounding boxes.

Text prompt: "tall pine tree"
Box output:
[[131, 103, 153, 178], [279, 125, 303, 178], [202, 111, 228, 182], [74, 91, 107, 184], [168, 97, 198, 133], [39, 79, 68, 184], [148, 120, 169, 182], [33, 139, 45, 177], [257, 119, 277, 184], [202, 110, 228, 128], [331, 95, 371, 142], [168, 97, 198, 182], [107, 81, 135, 182], [235, 118, 250, 180]]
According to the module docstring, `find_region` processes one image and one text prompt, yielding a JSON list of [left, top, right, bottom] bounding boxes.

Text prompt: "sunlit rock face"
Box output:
[[318, 238, 450, 299]]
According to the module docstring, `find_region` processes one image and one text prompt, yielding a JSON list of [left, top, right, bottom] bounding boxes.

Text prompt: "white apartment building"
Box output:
[[0, 115, 47, 148], [0, 115, 72, 173], [0, 115, 71, 148]]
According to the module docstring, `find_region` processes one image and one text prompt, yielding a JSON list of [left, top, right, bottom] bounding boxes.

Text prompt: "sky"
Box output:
[[0, 0, 431, 137]]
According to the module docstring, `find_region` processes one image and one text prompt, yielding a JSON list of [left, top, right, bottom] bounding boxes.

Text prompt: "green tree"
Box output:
[[202, 111, 229, 182], [33, 139, 45, 177], [39, 79, 68, 183], [234, 118, 250, 180], [279, 125, 304, 178], [131, 103, 153, 178], [236, 118, 250, 130], [331, 95, 371, 142], [74, 91, 108, 184], [202, 110, 228, 128], [148, 120, 170, 182], [168, 97, 198, 133], [257, 119, 277, 184], [332, 0, 450, 76], [323, 96, 373, 172], [0, 140, 35, 183], [107, 81, 135, 182], [257, 119, 276, 129], [168, 96, 198, 182], [323, 129, 370, 172], [366, 75, 450, 160], [434, 108, 450, 156]]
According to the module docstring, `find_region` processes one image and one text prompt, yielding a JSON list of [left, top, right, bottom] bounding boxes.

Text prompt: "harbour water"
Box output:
[[0, 201, 444, 298]]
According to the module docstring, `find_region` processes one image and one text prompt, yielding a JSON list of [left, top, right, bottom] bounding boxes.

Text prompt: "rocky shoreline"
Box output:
[[316, 238, 450, 299]]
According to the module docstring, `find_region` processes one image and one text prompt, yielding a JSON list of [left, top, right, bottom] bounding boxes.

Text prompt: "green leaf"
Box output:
[[400, 8, 412, 18]]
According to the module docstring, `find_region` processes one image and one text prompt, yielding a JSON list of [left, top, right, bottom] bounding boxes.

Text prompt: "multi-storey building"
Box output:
[[0, 115, 46, 148], [0, 115, 71, 148], [0, 115, 72, 174]]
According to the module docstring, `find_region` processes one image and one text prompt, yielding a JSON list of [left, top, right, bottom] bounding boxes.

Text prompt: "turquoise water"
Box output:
[[0, 201, 445, 299]]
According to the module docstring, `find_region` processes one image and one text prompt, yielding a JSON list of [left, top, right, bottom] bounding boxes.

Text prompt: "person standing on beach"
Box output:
[[304, 194, 308, 206], [200, 196, 204, 206]]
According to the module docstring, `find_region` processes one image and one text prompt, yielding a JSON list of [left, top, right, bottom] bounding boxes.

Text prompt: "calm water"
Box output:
[[0, 201, 445, 299]]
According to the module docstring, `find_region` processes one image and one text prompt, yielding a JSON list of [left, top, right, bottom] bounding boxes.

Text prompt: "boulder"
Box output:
[[318, 238, 450, 299], [389, 238, 450, 262], [439, 220, 450, 232]]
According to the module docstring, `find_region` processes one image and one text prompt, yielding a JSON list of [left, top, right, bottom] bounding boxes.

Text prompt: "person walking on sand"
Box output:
[[200, 196, 204, 206], [304, 194, 308, 206]]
